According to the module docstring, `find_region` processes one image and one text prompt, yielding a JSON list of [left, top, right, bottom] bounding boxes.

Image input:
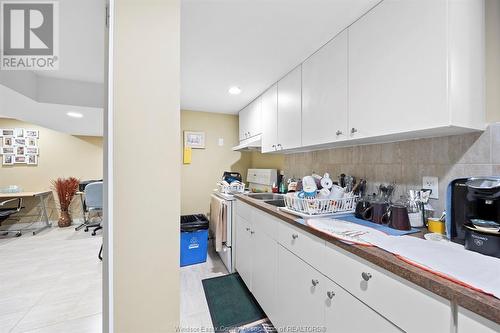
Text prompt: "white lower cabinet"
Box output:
[[234, 215, 253, 291], [323, 273, 402, 333], [251, 223, 278, 322], [275, 245, 324, 330], [275, 245, 402, 332], [457, 307, 500, 333]]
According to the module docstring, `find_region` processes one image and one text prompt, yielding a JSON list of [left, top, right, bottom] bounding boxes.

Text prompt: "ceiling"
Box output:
[[181, 0, 380, 114], [36, 0, 105, 83]]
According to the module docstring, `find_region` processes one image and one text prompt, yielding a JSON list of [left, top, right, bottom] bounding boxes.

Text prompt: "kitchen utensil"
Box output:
[[329, 185, 345, 200], [385, 204, 411, 231], [355, 200, 372, 220], [427, 218, 445, 234], [371, 202, 389, 225], [320, 173, 333, 190], [339, 174, 346, 188]]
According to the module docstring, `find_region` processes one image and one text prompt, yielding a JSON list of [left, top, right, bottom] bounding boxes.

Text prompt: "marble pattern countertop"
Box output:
[[235, 194, 500, 325]]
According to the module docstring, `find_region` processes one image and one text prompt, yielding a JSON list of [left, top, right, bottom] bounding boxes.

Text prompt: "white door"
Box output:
[[251, 227, 278, 323], [239, 105, 250, 141], [248, 97, 262, 138], [234, 215, 253, 291], [302, 30, 348, 146], [261, 84, 278, 153], [348, 0, 448, 139], [277, 65, 302, 150], [323, 277, 403, 333], [275, 245, 324, 330]]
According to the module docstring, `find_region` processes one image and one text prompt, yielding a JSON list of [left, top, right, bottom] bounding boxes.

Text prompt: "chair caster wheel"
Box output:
[[15, 232, 21, 237]]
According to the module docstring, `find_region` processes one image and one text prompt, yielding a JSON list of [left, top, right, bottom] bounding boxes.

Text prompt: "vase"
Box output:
[[58, 210, 72, 227]]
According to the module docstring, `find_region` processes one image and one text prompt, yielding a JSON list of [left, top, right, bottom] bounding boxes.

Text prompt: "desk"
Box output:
[[0, 191, 52, 235]]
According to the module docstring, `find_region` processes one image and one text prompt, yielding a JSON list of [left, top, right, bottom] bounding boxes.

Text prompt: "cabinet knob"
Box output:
[[311, 279, 319, 286], [336, 130, 343, 136], [292, 233, 299, 239], [327, 291, 335, 299], [245, 227, 250, 232], [350, 128, 358, 135], [250, 230, 255, 235], [361, 272, 372, 281]]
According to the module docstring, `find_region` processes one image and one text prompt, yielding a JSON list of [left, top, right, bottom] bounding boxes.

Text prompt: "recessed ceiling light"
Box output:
[[67, 112, 83, 118], [228, 86, 242, 95]]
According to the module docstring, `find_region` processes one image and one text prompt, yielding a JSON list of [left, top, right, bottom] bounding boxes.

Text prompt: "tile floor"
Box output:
[[0, 225, 102, 333], [180, 244, 228, 331]]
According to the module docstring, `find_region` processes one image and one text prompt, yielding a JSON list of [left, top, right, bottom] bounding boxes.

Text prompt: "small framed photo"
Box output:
[[27, 138, 38, 147], [14, 137, 26, 146], [14, 155, 26, 164], [14, 128, 24, 137], [184, 131, 205, 149], [26, 155, 38, 165], [1, 129, 15, 137], [25, 129, 39, 138], [1, 147, 15, 155], [16, 146, 25, 155], [1, 136, 14, 147], [2, 154, 14, 165], [25, 147, 38, 155]]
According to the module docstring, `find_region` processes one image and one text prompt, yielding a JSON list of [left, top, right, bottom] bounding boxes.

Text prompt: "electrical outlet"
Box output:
[[218, 138, 224, 146], [422, 176, 439, 199]]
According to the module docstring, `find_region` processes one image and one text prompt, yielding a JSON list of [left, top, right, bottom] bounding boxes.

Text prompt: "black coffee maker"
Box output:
[[447, 177, 500, 258]]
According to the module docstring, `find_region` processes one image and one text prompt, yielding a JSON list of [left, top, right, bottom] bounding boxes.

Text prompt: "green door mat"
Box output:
[[202, 273, 266, 331]]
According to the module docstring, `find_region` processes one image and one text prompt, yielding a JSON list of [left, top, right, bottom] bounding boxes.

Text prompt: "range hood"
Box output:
[[232, 134, 262, 151]]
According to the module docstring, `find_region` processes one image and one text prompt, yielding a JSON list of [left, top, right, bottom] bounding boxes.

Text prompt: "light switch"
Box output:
[[422, 176, 439, 199], [218, 138, 224, 146]]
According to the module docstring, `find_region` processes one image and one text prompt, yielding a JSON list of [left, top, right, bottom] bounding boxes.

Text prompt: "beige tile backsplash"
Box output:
[[283, 123, 500, 214]]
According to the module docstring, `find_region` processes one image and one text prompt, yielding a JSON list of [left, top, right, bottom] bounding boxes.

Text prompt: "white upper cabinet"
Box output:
[[239, 97, 262, 141], [302, 30, 348, 146], [277, 66, 302, 150], [348, 0, 485, 140], [261, 84, 278, 153]]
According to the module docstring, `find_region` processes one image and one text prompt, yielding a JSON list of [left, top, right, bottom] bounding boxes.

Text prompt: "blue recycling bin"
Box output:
[[180, 214, 209, 267]]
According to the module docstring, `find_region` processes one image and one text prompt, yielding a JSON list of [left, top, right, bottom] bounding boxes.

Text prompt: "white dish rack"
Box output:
[[217, 182, 245, 194], [282, 194, 359, 217]]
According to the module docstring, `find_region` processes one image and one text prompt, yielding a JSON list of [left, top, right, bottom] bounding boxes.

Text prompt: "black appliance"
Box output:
[[448, 177, 500, 258]]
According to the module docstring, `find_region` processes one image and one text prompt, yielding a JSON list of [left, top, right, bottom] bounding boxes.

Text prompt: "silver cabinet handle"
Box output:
[[245, 227, 250, 232], [361, 272, 372, 281], [311, 279, 319, 286], [292, 234, 298, 239], [250, 230, 255, 235], [327, 291, 335, 299], [351, 128, 358, 135], [336, 130, 343, 136]]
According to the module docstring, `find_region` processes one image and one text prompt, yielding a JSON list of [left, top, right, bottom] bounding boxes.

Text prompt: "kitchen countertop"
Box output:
[[235, 194, 500, 325]]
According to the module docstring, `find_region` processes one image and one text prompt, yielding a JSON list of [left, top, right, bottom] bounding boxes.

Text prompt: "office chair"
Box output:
[[83, 182, 103, 236], [0, 198, 23, 237]]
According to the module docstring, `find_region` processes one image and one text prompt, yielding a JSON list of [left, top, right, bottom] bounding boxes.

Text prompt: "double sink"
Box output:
[[245, 193, 286, 207]]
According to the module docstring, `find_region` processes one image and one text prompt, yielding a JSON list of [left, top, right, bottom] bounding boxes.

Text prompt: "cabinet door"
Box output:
[[248, 97, 262, 138], [275, 245, 324, 330], [277, 65, 302, 150], [252, 227, 278, 323], [348, 0, 448, 139], [323, 278, 402, 333], [234, 215, 253, 291], [261, 84, 278, 153], [302, 30, 348, 146], [457, 307, 500, 333], [239, 106, 250, 141]]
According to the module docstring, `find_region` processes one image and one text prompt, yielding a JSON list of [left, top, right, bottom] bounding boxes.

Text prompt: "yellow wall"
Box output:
[[112, 0, 180, 331], [250, 151, 284, 171], [486, 0, 500, 122], [181, 110, 251, 215], [0, 118, 103, 221]]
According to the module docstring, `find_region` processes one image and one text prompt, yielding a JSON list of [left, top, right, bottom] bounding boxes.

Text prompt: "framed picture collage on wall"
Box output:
[[0, 128, 39, 166]]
